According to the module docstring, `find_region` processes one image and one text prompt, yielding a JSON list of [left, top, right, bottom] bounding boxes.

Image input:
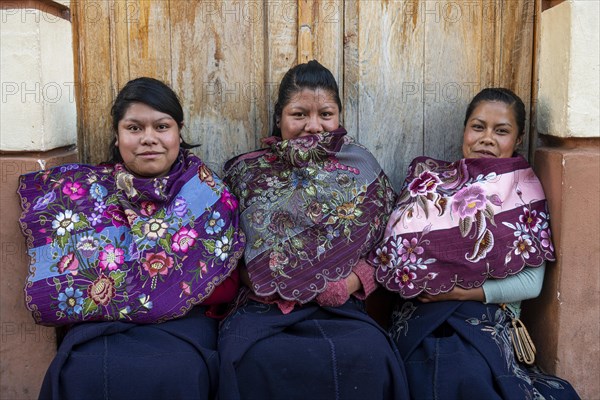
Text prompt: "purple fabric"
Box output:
[[19, 150, 245, 326], [224, 128, 396, 303], [370, 156, 555, 298]]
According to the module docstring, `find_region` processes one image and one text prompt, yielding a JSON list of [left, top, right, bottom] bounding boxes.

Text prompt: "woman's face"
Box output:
[[462, 101, 521, 159], [115, 102, 181, 178], [278, 88, 340, 140]]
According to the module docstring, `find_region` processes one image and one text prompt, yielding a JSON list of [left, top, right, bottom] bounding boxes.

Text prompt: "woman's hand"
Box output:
[[418, 286, 485, 303]]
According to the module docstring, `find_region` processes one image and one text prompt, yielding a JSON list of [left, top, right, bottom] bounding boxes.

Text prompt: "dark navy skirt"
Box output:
[[218, 298, 409, 400], [390, 300, 581, 400], [39, 306, 219, 400]]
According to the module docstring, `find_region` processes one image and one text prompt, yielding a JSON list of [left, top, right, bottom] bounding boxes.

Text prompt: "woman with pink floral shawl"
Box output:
[[370, 88, 579, 399]]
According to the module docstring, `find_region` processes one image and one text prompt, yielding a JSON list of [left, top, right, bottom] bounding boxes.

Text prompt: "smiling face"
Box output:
[[278, 88, 340, 140], [462, 101, 522, 159], [115, 102, 182, 178]]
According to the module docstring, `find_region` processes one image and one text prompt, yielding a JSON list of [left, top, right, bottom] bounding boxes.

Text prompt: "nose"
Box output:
[[304, 115, 323, 134], [140, 128, 159, 145], [478, 128, 495, 144]]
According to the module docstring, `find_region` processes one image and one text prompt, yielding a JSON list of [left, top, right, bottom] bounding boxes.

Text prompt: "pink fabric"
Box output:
[[351, 259, 377, 300], [315, 279, 349, 307]]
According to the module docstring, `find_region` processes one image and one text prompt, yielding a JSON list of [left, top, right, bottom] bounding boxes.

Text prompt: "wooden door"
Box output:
[[72, 0, 537, 189]]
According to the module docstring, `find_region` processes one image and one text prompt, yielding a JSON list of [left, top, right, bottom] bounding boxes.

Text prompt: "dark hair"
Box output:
[[463, 88, 527, 138], [272, 60, 342, 137], [107, 77, 198, 163]]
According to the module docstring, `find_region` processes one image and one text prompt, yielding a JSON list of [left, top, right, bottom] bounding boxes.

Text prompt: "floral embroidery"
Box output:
[[99, 245, 125, 271], [58, 287, 84, 316], [142, 251, 174, 277], [225, 129, 395, 303], [19, 151, 245, 325], [372, 156, 554, 298], [57, 253, 79, 275]]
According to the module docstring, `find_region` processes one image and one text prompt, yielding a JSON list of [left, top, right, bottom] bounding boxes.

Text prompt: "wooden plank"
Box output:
[[264, 1, 298, 136], [311, 0, 344, 96], [126, 0, 172, 82], [495, 0, 536, 155], [351, 0, 425, 190], [169, 0, 266, 174], [423, 0, 492, 162], [72, 0, 115, 164]]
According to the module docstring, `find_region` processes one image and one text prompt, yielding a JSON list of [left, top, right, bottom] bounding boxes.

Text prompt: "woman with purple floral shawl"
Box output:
[[218, 61, 409, 399], [370, 88, 579, 399], [18, 78, 245, 400]]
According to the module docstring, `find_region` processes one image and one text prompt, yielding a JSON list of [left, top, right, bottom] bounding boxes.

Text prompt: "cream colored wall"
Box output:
[[537, 0, 600, 138], [0, 6, 77, 151]]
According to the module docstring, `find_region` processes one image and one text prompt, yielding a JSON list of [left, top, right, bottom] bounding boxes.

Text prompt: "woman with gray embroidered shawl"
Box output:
[[218, 61, 410, 399], [370, 88, 579, 399]]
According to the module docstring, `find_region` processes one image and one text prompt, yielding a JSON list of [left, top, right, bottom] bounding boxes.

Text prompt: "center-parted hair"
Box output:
[[107, 77, 198, 163], [272, 60, 342, 137]]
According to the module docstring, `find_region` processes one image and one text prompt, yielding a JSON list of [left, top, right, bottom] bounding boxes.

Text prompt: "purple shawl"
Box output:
[[370, 156, 555, 298], [19, 150, 245, 326], [224, 128, 396, 303]]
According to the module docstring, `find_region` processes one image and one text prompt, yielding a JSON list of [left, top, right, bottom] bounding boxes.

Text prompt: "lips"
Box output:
[[473, 150, 496, 158]]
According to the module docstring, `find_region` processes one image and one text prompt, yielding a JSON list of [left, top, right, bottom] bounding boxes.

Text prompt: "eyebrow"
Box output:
[[120, 117, 174, 123], [471, 117, 513, 127]]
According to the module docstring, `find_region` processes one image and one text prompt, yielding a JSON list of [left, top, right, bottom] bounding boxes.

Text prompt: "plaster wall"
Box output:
[[537, 0, 600, 138], [0, 7, 77, 151]]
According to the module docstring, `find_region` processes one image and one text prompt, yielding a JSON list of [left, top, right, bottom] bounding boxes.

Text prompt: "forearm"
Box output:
[[482, 263, 546, 304]]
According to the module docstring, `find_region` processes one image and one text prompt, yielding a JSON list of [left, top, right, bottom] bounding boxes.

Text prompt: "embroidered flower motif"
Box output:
[[57, 253, 79, 275], [268, 212, 295, 237], [335, 174, 352, 187], [119, 306, 131, 319], [180, 281, 191, 296], [104, 205, 128, 227], [540, 230, 554, 251], [76, 236, 99, 258], [373, 246, 396, 272], [408, 170, 442, 197], [220, 190, 238, 210], [124, 209, 138, 226], [168, 196, 188, 217], [399, 238, 424, 263], [172, 227, 198, 253], [99, 244, 125, 271], [452, 185, 487, 218], [214, 236, 231, 262], [250, 209, 266, 226], [204, 211, 225, 235], [513, 237, 536, 259], [198, 164, 215, 187], [62, 181, 87, 201], [116, 171, 137, 198], [52, 210, 79, 236], [290, 171, 310, 189], [87, 274, 116, 306], [138, 294, 153, 309], [519, 208, 542, 233], [140, 201, 157, 217], [306, 200, 323, 223], [57, 287, 84, 315], [143, 218, 169, 240], [94, 201, 107, 212], [336, 202, 359, 221], [33, 192, 56, 211], [89, 183, 108, 201], [394, 266, 417, 289], [143, 251, 174, 277], [88, 212, 102, 227], [269, 251, 289, 273]]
